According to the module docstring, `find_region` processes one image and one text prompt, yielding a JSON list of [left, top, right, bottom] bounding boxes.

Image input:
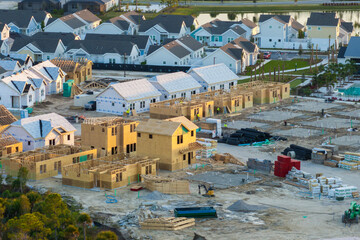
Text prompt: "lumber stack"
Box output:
[[142, 175, 190, 194], [140, 217, 195, 230]]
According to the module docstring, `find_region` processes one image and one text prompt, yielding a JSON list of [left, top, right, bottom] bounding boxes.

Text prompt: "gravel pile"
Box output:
[[227, 200, 267, 212]]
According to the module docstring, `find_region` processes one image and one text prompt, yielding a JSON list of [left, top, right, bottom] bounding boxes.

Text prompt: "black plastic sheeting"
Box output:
[[282, 144, 312, 160], [219, 128, 287, 146]]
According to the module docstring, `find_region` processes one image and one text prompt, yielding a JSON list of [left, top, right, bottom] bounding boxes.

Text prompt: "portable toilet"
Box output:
[[63, 79, 75, 97]]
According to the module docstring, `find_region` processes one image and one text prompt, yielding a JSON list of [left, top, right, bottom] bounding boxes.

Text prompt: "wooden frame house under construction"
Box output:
[[62, 155, 159, 189], [81, 117, 138, 156], [0, 133, 22, 158], [142, 175, 190, 194], [1, 145, 97, 180], [0, 105, 17, 133], [51, 58, 93, 85]]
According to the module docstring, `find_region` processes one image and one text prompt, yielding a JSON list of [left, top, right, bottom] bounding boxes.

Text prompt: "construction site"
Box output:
[[3, 73, 360, 239]]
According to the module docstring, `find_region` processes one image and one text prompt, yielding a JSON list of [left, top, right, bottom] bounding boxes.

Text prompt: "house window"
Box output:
[[220, 84, 224, 90], [191, 131, 194, 137], [67, 135, 70, 141], [15, 147, 19, 152], [102, 128, 105, 132], [28, 141, 31, 146], [40, 164, 46, 174], [129, 103, 135, 110], [41, 89, 44, 96], [130, 124, 135, 132], [149, 134, 153, 139], [49, 139, 55, 145], [116, 172, 122, 182], [112, 127, 115, 136], [211, 86, 215, 91], [229, 64, 232, 67], [318, 27, 321, 30], [177, 135, 183, 144], [140, 101, 145, 108], [163, 61, 166, 64], [73, 156, 80, 163], [285, 87, 288, 92], [278, 39, 281, 42], [137, 133, 141, 137], [215, 37, 219, 42], [227, 38, 233, 43], [183, 154, 186, 160], [174, 61, 177, 65], [29, 95, 32, 102], [269, 39, 272, 42], [112, 102, 115, 106], [308, 26, 312, 30], [47, 56, 50, 60]]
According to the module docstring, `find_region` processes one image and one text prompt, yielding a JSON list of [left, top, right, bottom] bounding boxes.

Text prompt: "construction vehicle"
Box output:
[[342, 201, 360, 224], [198, 184, 215, 197]]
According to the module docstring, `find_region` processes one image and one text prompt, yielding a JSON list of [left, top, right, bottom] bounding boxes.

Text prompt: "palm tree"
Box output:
[[78, 213, 92, 240]]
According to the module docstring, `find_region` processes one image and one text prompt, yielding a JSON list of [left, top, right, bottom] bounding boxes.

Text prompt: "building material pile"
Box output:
[[286, 168, 358, 198], [196, 138, 217, 159], [140, 217, 195, 230], [282, 144, 312, 160], [197, 118, 222, 138], [220, 128, 274, 146], [339, 152, 360, 170], [142, 175, 190, 194], [247, 158, 272, 173], [311, 147, 333, 164], [274, 155, 301, 177]]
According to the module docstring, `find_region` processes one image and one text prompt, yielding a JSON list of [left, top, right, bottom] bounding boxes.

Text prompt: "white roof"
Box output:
[[149, 71, 201, 94], [11, 113, 76, 139], [189, 63, 239, 85], [1, 70, 44, 93], [0, 60, 19, 71], [108, 78, 161, 101], [29, 60, 65, 84]]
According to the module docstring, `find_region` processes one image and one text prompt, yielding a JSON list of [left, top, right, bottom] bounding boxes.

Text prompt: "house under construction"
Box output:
[[62, 155, 159, 189], [0, 133, 22, 158], [81, 117, 138, 156], [1, 145, 97, 180], [51, 58, 93, 85], [149, 98, 214, 121], [0, 105, 18, 133]]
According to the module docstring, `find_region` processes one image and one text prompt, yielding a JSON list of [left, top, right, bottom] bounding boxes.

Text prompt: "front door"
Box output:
[[11, 96, 20, 108]]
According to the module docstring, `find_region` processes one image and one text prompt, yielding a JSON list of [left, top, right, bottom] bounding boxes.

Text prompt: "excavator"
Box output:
[[198, 184, 215, 197], [342, 201, 360, 224]]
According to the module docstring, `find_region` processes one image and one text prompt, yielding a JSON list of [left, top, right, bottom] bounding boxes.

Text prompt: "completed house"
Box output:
[[136, 116, 202, 171], [119, 11, 146, 34], [189, 63, 239, 92], [63, 0, 118, 13], [339, 20, 354, 45], [0, 70, 47, 109], [0, 10, 51, 36], [254, 14, 304, 49], [96, 79, 161, 115], [44, 9, 101, 37], [191, 19, 248, 47], [138, 15, 189, 44], [343, 37, 360, 66], [4, 113, 76, 151], [146, 35, 204, 66], [85, 33, 153, 56], [202, 37, 259, 74], [18, 0, 61, 11], [149, 71, 202, 101], [92, 17, 133, 35], [65, 39, 140, 64]]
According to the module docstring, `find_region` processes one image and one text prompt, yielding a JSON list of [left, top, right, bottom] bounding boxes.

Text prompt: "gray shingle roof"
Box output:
[[306, 12, 339, 26], [0, 10, 48, 28], [147, 45, 161, 55], [31, 32, 77, 46], [231, 37, 257, 53], [153, 14, 195, 28], [344, 37, 360, 58], [201, 20, 246, 36], [341, 21, 354, 33], [221, 43, 243, 60], [85, 33, 150, 50], [177, 35, 203, 51], [240, 18, 257, 29], [139, 14, 194, 33], [60, 14, 86, 29], [338, 46, 347, 59], [163, 41, 191, 59], [259, 15, 291, 24], [11, 36, 62, 53], [0, 66, 7, 75], [109, 19, 130, 31], [66, 39, 136, 55], [75, 9, 101, 23], [120, 11, 145, 25]]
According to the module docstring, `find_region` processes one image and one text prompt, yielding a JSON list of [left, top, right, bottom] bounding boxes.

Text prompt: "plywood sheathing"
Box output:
[[51, 58, 93, 85], [1, 144, 97, 180], [0, 105, 17, 126], [62, 155, 159, 189], [140, 217, 195, 230], [81, 117, 138, 156], [142, 175, 190, 194]]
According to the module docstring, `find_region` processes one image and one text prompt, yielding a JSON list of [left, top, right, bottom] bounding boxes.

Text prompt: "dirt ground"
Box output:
[[28, 97, 360, 239]]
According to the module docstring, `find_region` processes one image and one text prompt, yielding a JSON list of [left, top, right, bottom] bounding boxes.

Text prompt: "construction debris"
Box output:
[[142, 175, 190, 195], [140, 217, 195, 230], [227, 200, 268, 212]]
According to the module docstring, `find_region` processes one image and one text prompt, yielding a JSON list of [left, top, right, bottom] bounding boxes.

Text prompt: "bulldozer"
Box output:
[[342, 201, 360, 224], [198, 184, 215, 197]]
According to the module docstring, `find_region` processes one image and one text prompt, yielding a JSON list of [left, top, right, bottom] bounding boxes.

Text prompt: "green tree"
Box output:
[[0, 201, 5, 238], [227, 13, 236, 21], [18, 167, 29, 194], [0, 173, 3, 186], [298, 44, 303, 56], [5, 174, 13, 186], [96, 231, 118, 240], [26, 191, 42, 210], [77, 213, 92, 240], [18, 195, 31, 215], [298, 29, 305, 39], [6, 212, 51, 240], [64, 225, 80, 240]]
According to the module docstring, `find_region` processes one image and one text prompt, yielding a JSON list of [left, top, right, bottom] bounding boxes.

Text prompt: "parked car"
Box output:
[[263, 52, 271, 59], [324, 98, 335, 103], [85, 101, 96, 111]]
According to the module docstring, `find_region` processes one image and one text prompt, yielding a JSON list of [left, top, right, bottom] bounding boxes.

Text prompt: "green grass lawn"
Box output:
[[246, 59, 311, 76], [290, 78, 303, 88]]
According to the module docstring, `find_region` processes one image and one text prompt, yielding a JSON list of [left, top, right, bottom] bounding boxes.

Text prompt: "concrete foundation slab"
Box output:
[[285, 101, 341, 112], [248, 110, 303, 122], [335, 109, 360, 118], [272, 128, 324, 138], [187, 171, 260, 189], [330, 135, 360, 147], [227, 120, 270, 130], [301, 117, 360, 129]]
